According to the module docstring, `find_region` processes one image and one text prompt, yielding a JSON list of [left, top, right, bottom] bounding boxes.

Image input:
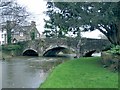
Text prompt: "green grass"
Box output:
[[40, 57, 118, 88]]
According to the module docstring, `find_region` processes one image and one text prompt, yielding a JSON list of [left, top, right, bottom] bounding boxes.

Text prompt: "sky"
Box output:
[[16, 0, 104, 39], [17, 0, 47, 34]]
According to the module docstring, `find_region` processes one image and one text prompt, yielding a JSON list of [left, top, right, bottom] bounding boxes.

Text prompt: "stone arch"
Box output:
[[23, 48, 38, 56], [43, 45, 75, 57]]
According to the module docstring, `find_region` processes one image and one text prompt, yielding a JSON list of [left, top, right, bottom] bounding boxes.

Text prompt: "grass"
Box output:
[[40, 57, 118, 88], [0, 51, 12, 60]]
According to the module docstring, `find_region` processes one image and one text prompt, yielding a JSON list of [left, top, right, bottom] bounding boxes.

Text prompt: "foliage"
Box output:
[[106, 45, 120, 55], [40, 57, 118, 88], [30, 31, 35, 40], [44, 2, 120, 45], [43, 2, 73, 38], [2, 45, 21, 51]]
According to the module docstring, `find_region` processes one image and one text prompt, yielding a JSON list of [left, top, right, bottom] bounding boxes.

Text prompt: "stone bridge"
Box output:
[[21, 38, 110, 57]]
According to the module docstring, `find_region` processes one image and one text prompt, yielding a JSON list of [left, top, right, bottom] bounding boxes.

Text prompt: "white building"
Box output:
[[0, 28, 7, 45], [0, 21, 40, 45]]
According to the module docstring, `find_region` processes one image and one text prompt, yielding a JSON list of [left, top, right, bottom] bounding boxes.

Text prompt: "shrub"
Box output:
[[2, 45, 21, 51], [106, 45, 120, 55]]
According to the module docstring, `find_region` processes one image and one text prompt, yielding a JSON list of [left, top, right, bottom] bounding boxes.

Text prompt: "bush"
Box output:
[[2, 45, 21, 51], [106, 45, 120, 55]]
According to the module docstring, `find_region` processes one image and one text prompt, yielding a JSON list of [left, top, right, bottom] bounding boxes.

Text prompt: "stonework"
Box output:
[[22, 38, 110, 57]]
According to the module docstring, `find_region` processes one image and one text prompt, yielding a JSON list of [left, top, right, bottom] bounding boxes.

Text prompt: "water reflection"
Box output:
[[2, 56, 71, 88], [0, 60, 2, 90]]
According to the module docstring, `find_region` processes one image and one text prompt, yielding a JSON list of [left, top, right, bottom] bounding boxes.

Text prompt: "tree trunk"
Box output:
[[106, 23, 120, 45], [116, 21, 120, 45], [76, 39, 81, 58], [76, 29, 82, 58], [107, 35, 114, 45], [6, 21, 12, 44]]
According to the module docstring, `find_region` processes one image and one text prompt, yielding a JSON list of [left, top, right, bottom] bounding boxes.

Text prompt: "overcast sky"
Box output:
[[16, 0, 103, 39], [17, 0, 47, 34]]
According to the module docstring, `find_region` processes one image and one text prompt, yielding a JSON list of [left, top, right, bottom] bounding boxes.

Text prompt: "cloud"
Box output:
[[17, 0, 47, 14], [17, 0, 47, 34]]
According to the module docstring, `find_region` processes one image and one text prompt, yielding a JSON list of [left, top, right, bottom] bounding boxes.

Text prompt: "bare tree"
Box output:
[[1, 0, 30, 25], [0, 0, 30, 44]]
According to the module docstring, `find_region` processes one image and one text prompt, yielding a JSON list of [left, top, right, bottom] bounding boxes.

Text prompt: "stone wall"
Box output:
[[44, 38, 110, 52]]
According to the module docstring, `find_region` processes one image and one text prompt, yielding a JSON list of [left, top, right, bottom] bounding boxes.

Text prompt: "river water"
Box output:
[[0, 60, 2, 89], [1, 56, 72, 88]]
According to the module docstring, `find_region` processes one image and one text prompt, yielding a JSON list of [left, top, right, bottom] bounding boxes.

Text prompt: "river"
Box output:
[[1, 56, 72, 88], [0, 53, 100, 89]]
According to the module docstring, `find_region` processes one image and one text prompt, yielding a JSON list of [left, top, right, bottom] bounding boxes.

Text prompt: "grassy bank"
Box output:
[[40, 57, 118, 88], [0, 51, 13, 60]]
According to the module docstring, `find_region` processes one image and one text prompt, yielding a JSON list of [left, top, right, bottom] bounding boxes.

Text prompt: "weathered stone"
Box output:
[[21, 38, 110, 56]]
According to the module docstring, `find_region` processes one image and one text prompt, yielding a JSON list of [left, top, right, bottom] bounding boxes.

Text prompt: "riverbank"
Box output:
[[40, 57, 118, 88], [0, 51, 13, 60]]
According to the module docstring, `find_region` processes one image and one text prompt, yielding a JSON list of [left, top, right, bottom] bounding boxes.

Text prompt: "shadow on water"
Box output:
[[0, 60, 2, 90], [43, 54, 76, 58]]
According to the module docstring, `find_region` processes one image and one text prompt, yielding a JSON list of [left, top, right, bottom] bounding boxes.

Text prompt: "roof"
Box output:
[[12, 25, 31, 32], [0, 21, 40, 35], [12, 25, 40, 35]]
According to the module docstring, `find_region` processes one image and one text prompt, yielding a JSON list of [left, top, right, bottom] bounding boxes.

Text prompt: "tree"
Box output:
[[44, 2, 120, 58], [43, 2, 69, 38], [1, 0, 29, 24], [45, 2, 120, 45], [30, 31, 35, 40], [44, 2, 89, 57], [6, 21, 12, 44], [0, 0, 30, 44]]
